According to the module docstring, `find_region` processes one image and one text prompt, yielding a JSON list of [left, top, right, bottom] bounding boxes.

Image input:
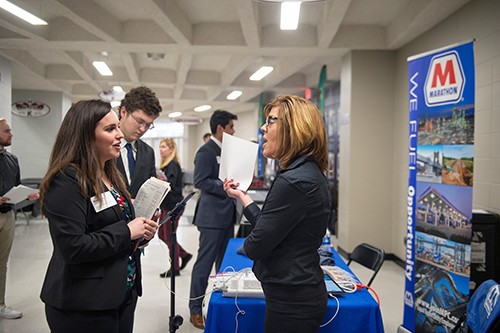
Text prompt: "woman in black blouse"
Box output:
[[224, 95, 331, 333], [157, 138, 192, 278], [39, 100, 157, 333]]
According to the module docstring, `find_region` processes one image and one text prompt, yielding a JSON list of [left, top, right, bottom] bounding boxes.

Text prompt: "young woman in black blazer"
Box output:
[[224, 95, 331, 333], [39, 99, 158, 333]]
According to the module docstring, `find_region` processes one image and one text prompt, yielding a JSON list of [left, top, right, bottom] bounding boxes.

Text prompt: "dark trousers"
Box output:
[[261, 282, 328, 333], [189, 225, 234, 315], [45, 289, 138, 333]]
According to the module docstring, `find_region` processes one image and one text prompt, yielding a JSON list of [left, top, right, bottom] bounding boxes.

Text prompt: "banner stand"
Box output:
[[401, 39, 475, 333]]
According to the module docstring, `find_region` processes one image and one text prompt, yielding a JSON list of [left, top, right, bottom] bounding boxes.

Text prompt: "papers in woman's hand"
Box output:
[[2, 185, 39, 204], [219, 133, 259, 191], [133, 177, 170, 219]]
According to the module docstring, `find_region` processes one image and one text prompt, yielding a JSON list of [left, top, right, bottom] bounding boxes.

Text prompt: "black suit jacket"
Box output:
[[40, 167, 143, 311], [117, 139, 156, 198], [192, 139, 235, 228]]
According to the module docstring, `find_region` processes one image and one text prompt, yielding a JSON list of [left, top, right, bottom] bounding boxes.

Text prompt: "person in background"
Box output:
[[39, 100, 158, 332], [0, 118, 39, 319], [189, 110, 237, 330], [116, 86, 162, 199], [157, 138, 192, 278], [224, 95, 331, 333], [203, 133, 211, 143]]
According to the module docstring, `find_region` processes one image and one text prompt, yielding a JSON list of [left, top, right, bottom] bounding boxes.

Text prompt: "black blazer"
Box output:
[[192, 139, 235, 229], [40, 167, 143, 311], [117, 139, 156, 198]]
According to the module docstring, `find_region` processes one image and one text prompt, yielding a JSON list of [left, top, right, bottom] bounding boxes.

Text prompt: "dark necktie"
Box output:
[[125, 143, 135, 178]]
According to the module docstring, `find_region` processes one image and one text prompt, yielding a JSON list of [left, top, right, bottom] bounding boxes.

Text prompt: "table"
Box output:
[[204, 238, 385, 333]]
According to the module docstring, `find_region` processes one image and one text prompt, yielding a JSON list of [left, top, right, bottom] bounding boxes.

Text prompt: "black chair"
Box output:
[[347, 243, 385, 287]]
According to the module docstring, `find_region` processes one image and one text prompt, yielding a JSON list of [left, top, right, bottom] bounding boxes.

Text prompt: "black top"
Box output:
[[243, 156, 331, 286], [0, 149, 21, 213], [40, 167, 143, 311], [160, 160, 183, 210]]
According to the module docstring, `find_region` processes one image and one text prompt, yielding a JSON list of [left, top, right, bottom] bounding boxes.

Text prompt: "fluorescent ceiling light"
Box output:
[[110, 101, 121, 107], [281, 2, 301, 30], [0, 0, 47, 25], [227, 91, 243, 100], [194, 105, 211, 112], [250, 66, 274, 81], [112, 85, 123, 92], [169, 112, 182, 118], [93, 61, 113, 76]]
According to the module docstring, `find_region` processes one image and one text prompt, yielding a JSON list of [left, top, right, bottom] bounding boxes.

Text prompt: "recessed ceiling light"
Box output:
[[250, 66, 274, 81], [112, 86, 123, 92], [92, 61, 113, 76], [169, 112, 182, 118], [147, 53, 165, 61], [194, 105, 211, 112], [0, 0, 47, 25], [281, 2, 301, 30], [227, 91, 243, 100]]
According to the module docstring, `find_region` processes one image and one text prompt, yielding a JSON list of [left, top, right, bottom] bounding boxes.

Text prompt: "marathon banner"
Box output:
[[401, 41, 475, 333]]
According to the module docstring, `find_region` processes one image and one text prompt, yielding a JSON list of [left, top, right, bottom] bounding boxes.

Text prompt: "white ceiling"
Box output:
[[0, 0, 470, 120]]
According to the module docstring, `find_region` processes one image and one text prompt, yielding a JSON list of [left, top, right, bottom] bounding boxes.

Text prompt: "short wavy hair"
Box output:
[[119, 86, 162, 119], [264, 95, 328, 171]]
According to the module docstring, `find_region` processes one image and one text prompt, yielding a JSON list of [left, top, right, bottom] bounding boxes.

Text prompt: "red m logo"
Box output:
[[431, 60, 456, 88]]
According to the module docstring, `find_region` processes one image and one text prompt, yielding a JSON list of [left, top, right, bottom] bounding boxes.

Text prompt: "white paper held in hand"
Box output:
[[133, 177, 170, 219], [2, 185, 39, 204], [219, 132, 259, 191]]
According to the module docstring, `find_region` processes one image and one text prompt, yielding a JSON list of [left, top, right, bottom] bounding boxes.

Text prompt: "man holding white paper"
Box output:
[[0, 118, 39, 319], [188, 110, 238, 329]]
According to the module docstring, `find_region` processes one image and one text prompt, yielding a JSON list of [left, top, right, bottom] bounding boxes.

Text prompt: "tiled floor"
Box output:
[[1, 196, 405, 332]]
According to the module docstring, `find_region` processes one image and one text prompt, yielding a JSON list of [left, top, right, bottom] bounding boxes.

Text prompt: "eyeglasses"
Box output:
[[128, 112, 155, 130], [265, 116, 279, 127]]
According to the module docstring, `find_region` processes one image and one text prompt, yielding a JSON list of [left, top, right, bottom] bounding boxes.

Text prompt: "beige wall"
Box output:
[[389, 0, 500, 260], [10, 90, 71, 179], [338, 50, 396, 253], [338, 0, 500, 260]]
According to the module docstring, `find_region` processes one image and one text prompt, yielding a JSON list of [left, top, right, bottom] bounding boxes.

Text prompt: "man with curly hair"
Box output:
[[117, 86, 162, 198]]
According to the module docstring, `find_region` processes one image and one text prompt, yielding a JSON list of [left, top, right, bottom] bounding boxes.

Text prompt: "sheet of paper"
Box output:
[[219, 132, 259, 191], [134, 177, 170, 219], [2, 185, 39, 204]]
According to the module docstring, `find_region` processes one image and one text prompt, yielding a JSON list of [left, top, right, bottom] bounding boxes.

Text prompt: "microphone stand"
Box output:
[[158, 192, 195, 333]]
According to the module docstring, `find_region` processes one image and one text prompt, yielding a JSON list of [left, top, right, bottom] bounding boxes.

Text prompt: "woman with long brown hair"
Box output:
[[39, 99, 157, 333], [224, 95, 331, 333], [157, 138, 192, 278]]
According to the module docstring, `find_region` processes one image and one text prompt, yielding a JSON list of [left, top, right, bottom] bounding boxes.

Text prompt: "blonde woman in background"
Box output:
[[158, 138, 192, 278]]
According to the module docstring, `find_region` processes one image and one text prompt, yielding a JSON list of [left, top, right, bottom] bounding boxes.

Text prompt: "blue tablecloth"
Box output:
[[204, 238, 385, 333]]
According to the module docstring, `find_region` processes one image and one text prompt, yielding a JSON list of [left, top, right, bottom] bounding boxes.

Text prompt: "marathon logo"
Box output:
[[424, 51, 465, 107]]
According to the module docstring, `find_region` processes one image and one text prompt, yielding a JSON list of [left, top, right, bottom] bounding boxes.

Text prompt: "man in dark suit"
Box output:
[[116, 86, 162, 198], [189, 110, 238, 329]]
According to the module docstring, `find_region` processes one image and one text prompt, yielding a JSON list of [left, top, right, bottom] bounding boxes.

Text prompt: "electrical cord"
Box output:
[[320, 295, 340, 327], [355, 283, 380, 306]]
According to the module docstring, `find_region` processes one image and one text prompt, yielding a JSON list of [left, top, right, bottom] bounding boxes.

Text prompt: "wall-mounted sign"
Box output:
[[171, 116, 203, 125], [11, 99, 51, 117], [99, 88, 125, 101]]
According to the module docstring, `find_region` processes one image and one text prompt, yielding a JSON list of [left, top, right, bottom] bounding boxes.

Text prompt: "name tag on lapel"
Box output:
[[91, 191, 118, 213], [216, 156, 221, 164]]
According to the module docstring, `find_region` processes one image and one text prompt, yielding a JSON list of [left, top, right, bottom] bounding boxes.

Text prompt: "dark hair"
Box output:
[[209, 110, 237, 134], [119, 86, 162, 119], [39, 99, 128, 215], [203, 133, 211, 139]]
